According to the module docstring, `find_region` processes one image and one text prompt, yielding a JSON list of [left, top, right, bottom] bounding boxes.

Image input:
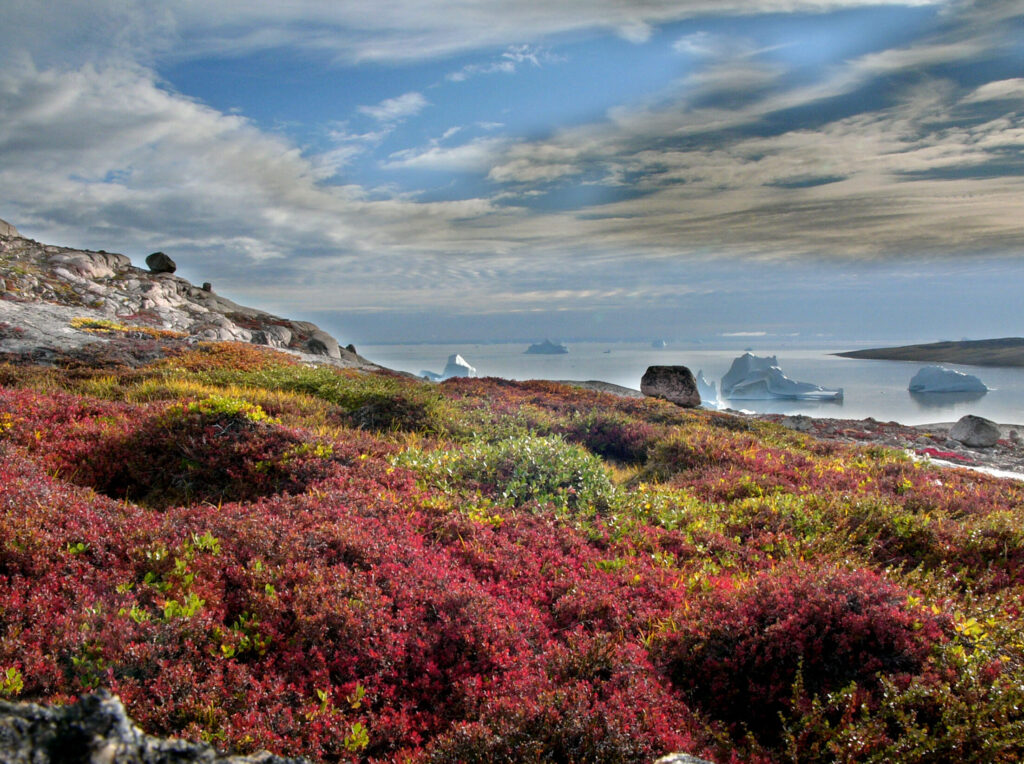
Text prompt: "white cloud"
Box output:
[[384, 137, 509, 171], [446, 44, 563, 82], [963, 78, 1024, 103], [357, 91, 428, 122], [0, 0, 948, 70]]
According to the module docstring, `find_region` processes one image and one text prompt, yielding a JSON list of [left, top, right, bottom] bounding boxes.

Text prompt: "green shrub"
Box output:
[[396, 434, 616, 515]]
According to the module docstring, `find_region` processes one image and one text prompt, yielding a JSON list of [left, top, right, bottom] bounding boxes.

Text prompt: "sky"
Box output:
[[1, 0, 1023, 345]]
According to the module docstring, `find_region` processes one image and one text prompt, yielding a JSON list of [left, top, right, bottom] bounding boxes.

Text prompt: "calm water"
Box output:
[[362, 342, 1024, 426]]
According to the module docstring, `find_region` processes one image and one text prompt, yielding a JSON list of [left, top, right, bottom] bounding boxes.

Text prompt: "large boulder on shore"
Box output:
[[641, 365, 701, 408], [949, 414, 1001, 448], [0, 690, 307, 763]]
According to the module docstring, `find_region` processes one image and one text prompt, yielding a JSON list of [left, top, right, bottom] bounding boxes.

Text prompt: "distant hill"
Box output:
[[836, 337, 1024, 367]]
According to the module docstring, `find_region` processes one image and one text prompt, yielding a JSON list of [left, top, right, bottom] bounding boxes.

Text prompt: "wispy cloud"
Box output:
[[447, 44, 564, 82], [357, 91, 428, 123]]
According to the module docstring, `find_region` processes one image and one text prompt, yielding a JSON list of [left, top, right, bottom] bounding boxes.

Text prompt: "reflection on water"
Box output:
[[910, 391, 988, 410], [720, 397, 845, 417]]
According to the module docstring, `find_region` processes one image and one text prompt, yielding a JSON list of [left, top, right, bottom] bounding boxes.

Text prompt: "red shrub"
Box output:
[[652, 564, 947, 743]]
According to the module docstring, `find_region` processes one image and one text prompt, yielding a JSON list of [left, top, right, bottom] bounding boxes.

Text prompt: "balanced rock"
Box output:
[[641, 365, 701, 408], [949, 414, 1001, 448], [145, 251, 176, 274]]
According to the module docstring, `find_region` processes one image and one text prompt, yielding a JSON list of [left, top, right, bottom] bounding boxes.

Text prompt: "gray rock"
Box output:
[[949, 414, 1001, 448], [304, 329, 340, 359], [145, 251, 177, 274], [781, 414, 814, 432], [641, 365, 701, 408], [0, 217, 20, 238], [655, 755, 715, 764], [0, 690, 307, 763]]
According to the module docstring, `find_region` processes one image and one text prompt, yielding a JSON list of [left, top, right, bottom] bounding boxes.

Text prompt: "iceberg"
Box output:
[[720, 353, 843, 401], [421, 353, 476, 381], [695, 369, 722, 409], [525, 339, 569, 355], [908, 365, 987, 394]]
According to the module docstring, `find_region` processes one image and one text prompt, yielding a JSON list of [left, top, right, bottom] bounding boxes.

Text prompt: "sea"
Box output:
[[361, 341, 1024, 427]]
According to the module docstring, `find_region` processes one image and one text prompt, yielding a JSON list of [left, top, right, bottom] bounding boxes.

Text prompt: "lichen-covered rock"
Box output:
[[641, 365, 701, 408], [0, 691, 307, 763]]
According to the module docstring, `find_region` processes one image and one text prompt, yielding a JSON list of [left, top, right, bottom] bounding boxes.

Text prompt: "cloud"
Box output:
[[384, 137, 510, 171], [446, 44, 564, 82], [1, 0, 948, 70], [963, 78, 1024, 102], [357, 91, 428, 122]]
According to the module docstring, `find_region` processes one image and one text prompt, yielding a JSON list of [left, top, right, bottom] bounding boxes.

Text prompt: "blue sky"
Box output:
[[1, 0, 1023, 343]]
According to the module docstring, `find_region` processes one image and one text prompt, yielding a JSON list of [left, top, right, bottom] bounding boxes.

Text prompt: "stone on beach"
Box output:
[[949, 414, 1002, 448]]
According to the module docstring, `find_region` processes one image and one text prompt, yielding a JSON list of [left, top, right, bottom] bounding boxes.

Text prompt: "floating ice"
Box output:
[[720, 353, 843, 401], [908, 365, 987, 394]]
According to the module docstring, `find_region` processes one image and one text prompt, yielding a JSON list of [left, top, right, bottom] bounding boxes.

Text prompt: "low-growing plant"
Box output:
[[652, 564, 948, 745], [395, 433, 617, 514]]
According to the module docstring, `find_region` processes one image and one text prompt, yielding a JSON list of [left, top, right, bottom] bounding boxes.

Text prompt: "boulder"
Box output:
[[145, 251, 177, 274], [655, 756, 715, 764], [0, 690, 307, 763], [949, 414, 1001, 448], [0, 217, 21, 238], [641, 365, 701, 408]]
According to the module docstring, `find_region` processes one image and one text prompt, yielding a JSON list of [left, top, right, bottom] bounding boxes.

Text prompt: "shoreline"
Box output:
[[558, 379, 1024, 480]]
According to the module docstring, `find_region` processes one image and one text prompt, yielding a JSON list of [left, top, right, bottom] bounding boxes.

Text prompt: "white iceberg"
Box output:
[[695, 369, 722, 409], [443, 353, 476, 378], [720, 353, 843, 401], [421, 353, 476, 381], [908, 365, 987, 393]]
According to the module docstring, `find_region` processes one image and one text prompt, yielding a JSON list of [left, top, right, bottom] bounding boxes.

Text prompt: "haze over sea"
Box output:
[[363, 341, 1024, 427]]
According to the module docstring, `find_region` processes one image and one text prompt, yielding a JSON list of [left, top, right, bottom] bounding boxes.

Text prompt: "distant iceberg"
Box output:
[[908, 365, 987, 394], [421, 353, 476, 381], [695, 369, 722, 409], [721, 353, 843, 401], [525, 339, 569, 355]]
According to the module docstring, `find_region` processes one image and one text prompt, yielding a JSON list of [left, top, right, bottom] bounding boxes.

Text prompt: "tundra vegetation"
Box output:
[[2, 340, 1024, 762]]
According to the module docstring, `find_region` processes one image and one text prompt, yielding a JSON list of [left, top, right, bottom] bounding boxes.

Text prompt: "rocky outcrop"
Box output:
[[0, 217, 20, 238], [950, 414, 1002, 448], [641, 365, 701, 408], [0, 691, 307, 763], [0, 222, 377, 370]]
